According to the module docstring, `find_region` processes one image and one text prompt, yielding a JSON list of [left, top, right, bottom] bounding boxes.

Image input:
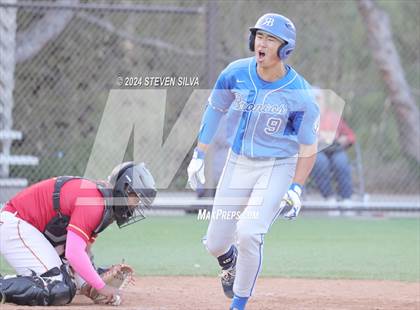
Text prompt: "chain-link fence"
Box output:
[[0, 0, 419, 199]]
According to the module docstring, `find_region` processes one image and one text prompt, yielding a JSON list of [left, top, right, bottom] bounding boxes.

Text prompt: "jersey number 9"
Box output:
[[264, 118, 282, 135]]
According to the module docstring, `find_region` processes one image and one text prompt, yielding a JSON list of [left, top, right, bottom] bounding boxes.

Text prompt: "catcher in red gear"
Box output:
[[0, 162, 156, 306]]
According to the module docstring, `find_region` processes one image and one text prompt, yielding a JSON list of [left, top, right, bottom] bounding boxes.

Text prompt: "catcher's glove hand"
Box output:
[[80, 264, 135, 306]]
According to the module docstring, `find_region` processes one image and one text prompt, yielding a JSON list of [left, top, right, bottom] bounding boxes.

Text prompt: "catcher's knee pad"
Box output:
[[40, 265, 76, 305], [0, 265, 76, 306], [46, 279, 75, 305]]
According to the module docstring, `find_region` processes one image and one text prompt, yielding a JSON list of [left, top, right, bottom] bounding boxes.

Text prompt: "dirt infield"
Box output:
[[1, 276, 419, 309]]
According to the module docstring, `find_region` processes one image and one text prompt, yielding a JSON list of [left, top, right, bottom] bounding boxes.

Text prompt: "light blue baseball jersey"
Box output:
[[198, 57, 319, 158]]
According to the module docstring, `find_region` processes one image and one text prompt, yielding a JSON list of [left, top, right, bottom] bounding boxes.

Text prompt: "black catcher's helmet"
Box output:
[[107, 162, 157, 228]]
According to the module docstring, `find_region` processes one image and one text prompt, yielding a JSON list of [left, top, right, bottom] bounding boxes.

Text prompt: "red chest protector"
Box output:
[[43, 176, 114, 249]]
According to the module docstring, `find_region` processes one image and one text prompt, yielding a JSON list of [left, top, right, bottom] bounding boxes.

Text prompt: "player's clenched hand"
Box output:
[[97, 284, 122, 305], [187, 148, 206, 190], [282, 183, 303, 220]]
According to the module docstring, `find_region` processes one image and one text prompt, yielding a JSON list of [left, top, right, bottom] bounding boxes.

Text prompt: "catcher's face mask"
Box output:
[[109, 162, 157, 228], [113, 185, 144, 228]]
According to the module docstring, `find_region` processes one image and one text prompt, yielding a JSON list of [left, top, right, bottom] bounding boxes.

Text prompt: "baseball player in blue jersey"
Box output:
[[187, 13, 319, 310]]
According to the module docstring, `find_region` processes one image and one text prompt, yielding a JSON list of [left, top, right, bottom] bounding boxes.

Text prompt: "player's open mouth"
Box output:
[[257, 51, 266, 61]]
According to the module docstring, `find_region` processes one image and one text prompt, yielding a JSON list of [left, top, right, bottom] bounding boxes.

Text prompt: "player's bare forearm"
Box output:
[[293, 142, 318, 185]]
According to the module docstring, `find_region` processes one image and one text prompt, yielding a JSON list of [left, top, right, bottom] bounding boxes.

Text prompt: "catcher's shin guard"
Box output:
[[0, 265, 76, 306], [0, 274, 49, 306]]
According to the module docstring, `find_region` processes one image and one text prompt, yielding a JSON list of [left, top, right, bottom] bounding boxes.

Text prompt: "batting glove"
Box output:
[[187, 148, 206, 191], [282, 183, 303, 220]]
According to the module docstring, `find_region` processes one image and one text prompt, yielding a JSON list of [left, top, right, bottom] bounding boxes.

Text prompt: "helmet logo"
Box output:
[[285, 21, 295, 31], [262, 17, 275, 27]]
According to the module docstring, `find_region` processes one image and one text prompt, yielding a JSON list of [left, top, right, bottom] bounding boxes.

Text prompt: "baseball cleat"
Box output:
[[220, 265, 236, 299]]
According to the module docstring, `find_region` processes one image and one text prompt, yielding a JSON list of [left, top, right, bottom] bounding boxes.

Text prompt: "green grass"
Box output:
[[1, 216, 419, 282], [263, 217, 420, 281]]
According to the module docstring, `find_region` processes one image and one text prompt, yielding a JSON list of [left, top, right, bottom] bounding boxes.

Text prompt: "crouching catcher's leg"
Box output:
[[0, 264, 76, 306]]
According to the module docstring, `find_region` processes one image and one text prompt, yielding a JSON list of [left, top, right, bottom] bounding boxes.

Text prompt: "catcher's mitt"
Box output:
[[80, 264, 135, 306]]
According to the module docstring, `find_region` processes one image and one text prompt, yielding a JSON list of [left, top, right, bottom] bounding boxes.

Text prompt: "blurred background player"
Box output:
[[0, 162, 156, 306], [187, 13, 320, 310], [311, 88, 355, 206]]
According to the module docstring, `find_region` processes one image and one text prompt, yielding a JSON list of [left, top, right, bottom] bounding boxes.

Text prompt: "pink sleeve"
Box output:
[[65, 230, 106, 290]]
